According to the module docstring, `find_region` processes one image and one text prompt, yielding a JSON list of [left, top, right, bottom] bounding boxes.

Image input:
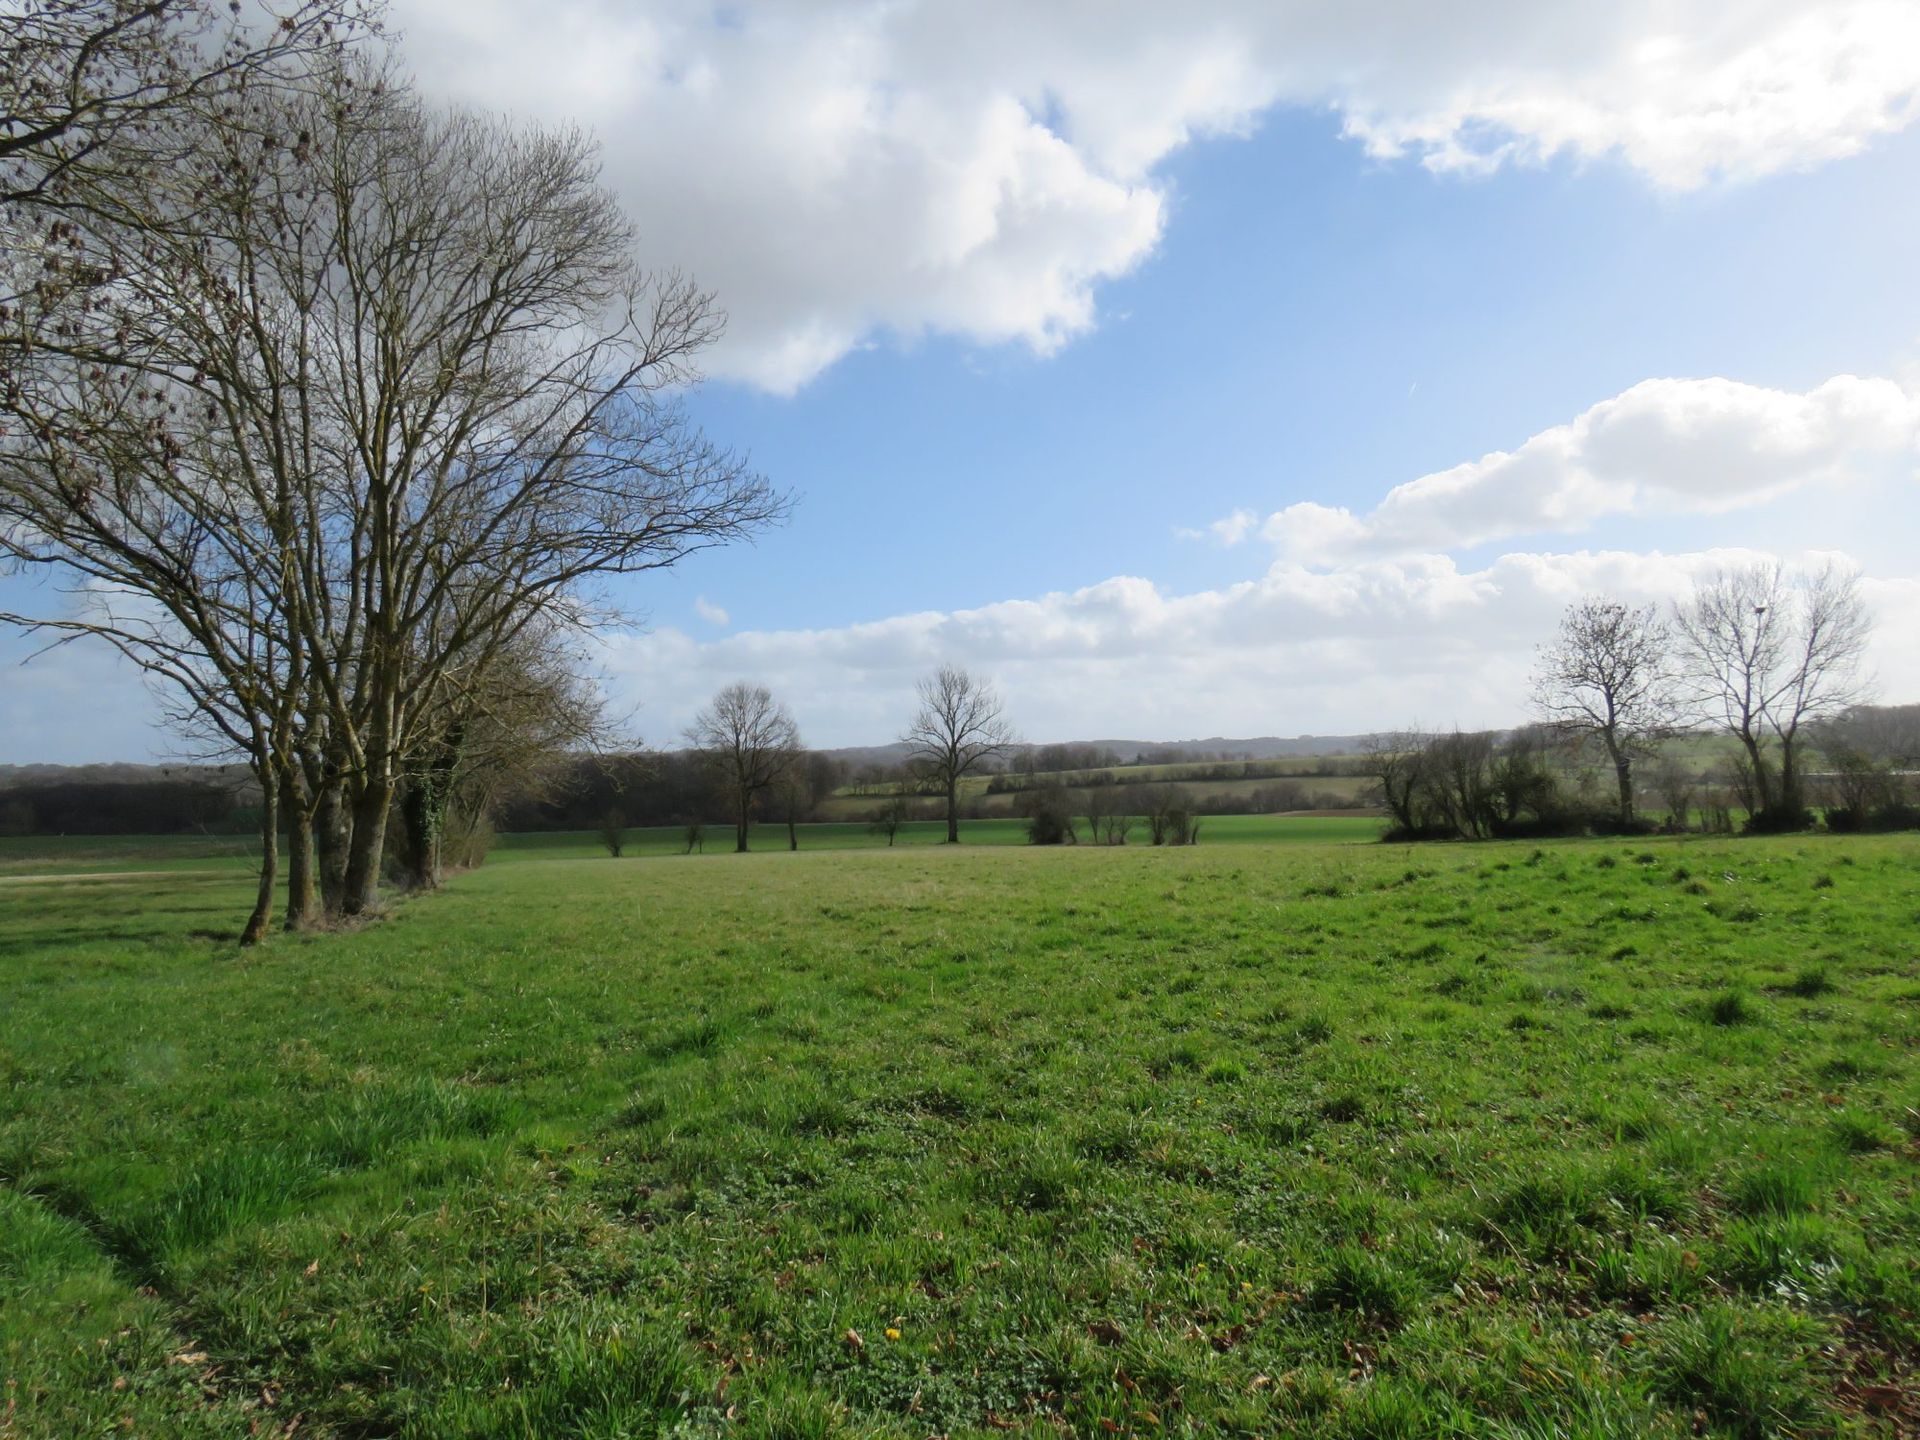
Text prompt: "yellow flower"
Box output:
[[885, 1327, 902, 1341]]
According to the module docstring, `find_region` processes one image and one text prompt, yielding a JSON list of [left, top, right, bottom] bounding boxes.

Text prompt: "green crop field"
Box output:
[[4, 832, 1920, 1437]]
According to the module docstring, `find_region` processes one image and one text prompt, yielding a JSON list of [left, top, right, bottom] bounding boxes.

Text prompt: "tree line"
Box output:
[[1363, 563, 1909, 841], [2, 3, 785, 938], [649, 664, 1018, 853]]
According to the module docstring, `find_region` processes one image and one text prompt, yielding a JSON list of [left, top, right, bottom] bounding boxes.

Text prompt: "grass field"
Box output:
[[0, 815, 1380, 877], [4, 831, 1920, 1437]]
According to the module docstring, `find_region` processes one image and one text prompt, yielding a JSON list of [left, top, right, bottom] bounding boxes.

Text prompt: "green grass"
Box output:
[[0, 814, 1380, 876], [3, 832, 1919, 1436]]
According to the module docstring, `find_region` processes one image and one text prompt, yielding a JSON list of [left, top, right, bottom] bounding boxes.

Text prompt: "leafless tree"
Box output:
[[1, 0, 371, 210], [1672, 562, 1873, 825], [1532, 598, 1677, 824], [2, 54, 786, 930], [902, 663, 1016, 843], [772, 751, 813, 851], [867, 793, 909, 846], [389, 621, 612, 893], [686, 682, 801, 853], [1648, 751, 1697, 832], [1083, 786, 1136, 845], [1358, 730, 1432, 835]]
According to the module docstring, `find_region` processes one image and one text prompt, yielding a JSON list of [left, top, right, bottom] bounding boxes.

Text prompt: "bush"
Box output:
[[1021, 782, 1077, 845]]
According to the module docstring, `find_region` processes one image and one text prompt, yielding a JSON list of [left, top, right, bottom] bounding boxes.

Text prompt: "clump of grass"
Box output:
[[1728, 1157, 1822, 1216], [1812, 872, 1835, 890], [1319, 1092, 1367, 1123], [1784, 965, 1833, 998], [1640, 1305, 1825, 1438], [1700, 989, 1752, 1026], [117, 1144, 324, 1271], [1715, 1215, 1841, 1292], [1203, 1056, 1245, 1085], [1816, 1045, 1880, 1082], [615, 1093, 668, 1128], [648, 1015, 725, 1060], [1292, 1013, 1334, 1045], [317, 1076, 506, 1167], [1828, 1111, 1897, 1154], [1593, 1095, 1665, 1140], [1308, 1244, 1417, 1326]]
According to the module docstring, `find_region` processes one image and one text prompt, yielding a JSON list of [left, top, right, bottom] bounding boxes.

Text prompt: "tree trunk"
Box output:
[[240, 773, 279, 946], [735, 791, 750, 852], [1739, 731, 1775, 816], [1778, 736, 1805, 820], [945, 778, 959, 843], [282, 769, 320, 930], [787, 813, 798, 851], [341, 776, 393, 916], [315, 769, 351, 916], [397, 781, 443, 892], [1603, 737, 1633, 825]]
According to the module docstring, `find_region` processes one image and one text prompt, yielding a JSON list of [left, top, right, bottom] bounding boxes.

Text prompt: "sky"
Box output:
[[5, 0, 1920, 760]]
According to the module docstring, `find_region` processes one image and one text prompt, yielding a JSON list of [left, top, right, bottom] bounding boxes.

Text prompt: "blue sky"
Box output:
[[6, 1, 1920, 759], [678, 110, 1920, 629]]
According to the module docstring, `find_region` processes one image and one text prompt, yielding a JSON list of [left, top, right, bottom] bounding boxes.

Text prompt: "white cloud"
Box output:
[[14, 541, 1915, 758], [1239, 375, 1920, 562], [596, 547, 1920, 747], [1176, 507, 1261, 546], [391, 1, 1920, 390], [693, 596, 731, 628]]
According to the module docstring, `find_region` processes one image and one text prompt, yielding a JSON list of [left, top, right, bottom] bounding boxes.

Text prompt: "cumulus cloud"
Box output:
[[593, 547, 1920, 746], [12, 541, 1916, 759], [1225, 375, 1920, 562], [693, 596, 731, 628], [391, 0, 1920, 390]]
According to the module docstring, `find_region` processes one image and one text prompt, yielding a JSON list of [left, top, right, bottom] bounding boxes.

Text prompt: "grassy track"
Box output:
[[4, 833, 1919, 1436]]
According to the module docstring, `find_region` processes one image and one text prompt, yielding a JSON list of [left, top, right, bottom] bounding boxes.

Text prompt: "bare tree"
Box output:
[[1, 0, 371, 209], [1672, 562, 1873, 826], [867, 793, 909, 846], [1358, 730, 1432, 836], [1649, 751, 1697, 832], [390, 621, 611, 892], [1531, 598, 1677, 824], [2, 54, 786, 929], [686, 682, 801, 853], [772, 750, 814, 851], [902, 664, 1016, 843]]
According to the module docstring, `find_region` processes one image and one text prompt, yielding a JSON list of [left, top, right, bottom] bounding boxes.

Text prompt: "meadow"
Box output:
[[0, 814, 1378, 876], [3, 830, 1919, 1437]]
